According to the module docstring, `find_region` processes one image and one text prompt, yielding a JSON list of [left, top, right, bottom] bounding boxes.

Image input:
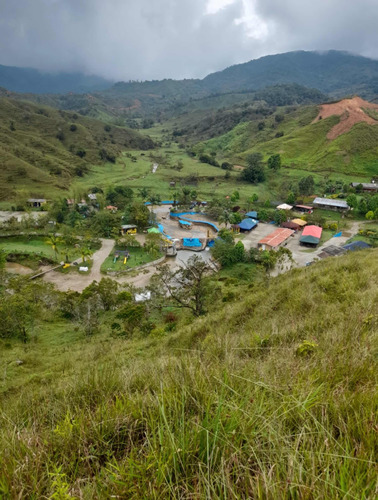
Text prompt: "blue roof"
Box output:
[[238, 218, 258, 231], [183, 238, 202, 247], [343, 240, 371, 251], [245, 211, 258, 219]]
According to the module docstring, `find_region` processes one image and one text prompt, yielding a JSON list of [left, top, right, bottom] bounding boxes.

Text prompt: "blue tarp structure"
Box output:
[[238, 218, 258, 231], [343, 240, 371, 252], [207, 240, 215, 248], [145, 200, 174, 206], [245, 211, 258, 219], [179, 220, 191, 226], [158, 223, 164, 232], [334, 232, 342, 237], [183, 238, 202, 247], [170, 211, 219, 232]]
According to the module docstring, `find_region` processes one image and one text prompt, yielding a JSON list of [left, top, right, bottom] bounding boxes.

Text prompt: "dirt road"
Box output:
[[42, 238, 115, 292]]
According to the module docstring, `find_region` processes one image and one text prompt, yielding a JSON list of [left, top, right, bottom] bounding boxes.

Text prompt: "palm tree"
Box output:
[[218, 209, 232, 229], [46, 234, 61, 261], [80, 245, 93, 263]]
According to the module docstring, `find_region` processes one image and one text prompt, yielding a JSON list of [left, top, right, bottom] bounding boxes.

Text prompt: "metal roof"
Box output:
[[238, 218, 258, 231], [258, 228, 294, 247], [302, 225, 322, 239], [313, 197, 349, 208], [343, 240, 371, 251], [351, 183, 378, 190], [292, 218, 307, 226]]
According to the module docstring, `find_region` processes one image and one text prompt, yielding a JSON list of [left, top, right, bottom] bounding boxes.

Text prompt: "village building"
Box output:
[[245, 210, 258, 219], [300, 225, 322, 247], [343, 240, 371, 252], [291, 218, 307, 228], [276, 203, 293, 211], [350, 182, 378, 192], [238, 218, 258, 232], [88, 193, 97, 201], [313, 197, 349, 211], [27, 198, 47, 208], [258, 228, 294, 250], [282, 221, 301, 231], [294, 204, 313, 214], [106, 205, 118, 212]]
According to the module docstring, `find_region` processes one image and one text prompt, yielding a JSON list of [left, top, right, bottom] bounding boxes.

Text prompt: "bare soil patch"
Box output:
[[313, 97, 378, 139]]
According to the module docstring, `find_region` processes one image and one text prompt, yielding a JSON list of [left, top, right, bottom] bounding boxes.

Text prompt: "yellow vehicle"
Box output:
[[121, 224, 137, 235]]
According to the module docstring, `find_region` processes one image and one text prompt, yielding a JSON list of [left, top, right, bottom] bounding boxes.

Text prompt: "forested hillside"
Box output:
[[0, 64, 113, 94]]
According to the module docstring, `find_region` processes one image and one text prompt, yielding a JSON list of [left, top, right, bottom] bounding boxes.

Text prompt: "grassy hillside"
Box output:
[[0, 98, 154, 201], [0, 249, 377, 497], [201, 103, 378, 177]]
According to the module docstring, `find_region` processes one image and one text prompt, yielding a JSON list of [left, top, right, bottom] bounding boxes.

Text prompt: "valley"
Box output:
[[0, 48, 377, 499]]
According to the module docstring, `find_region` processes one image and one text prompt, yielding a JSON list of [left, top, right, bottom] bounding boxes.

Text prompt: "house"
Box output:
[[300, 225, 322, 247], [294, 204, 313, 214], [238, 218, 258, 232], [282, 221, 301, 231], [106, 205, 118, 212], [27, 198, 47, 208], [276, 203, 293, 211], [258, 228, 294, 250], [88, 193, 97, 201], [343, 240, 371, 252], [313, 198, 349, 211], [350, 182, 378, 192], [245, 211, 258, 219], [291, 218, 307, 228], [170, 181, 176, 187]]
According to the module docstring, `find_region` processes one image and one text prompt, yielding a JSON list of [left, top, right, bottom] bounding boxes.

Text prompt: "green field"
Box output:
[[101, 246, 162, 273], [0, 236, 82, 263]]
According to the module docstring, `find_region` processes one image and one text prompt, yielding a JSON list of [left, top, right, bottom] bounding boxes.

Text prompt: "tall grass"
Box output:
[[0, 249, 377, 498]]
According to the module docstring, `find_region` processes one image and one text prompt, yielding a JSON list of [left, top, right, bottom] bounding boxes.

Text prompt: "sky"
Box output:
[[1, 0, 378, 81]]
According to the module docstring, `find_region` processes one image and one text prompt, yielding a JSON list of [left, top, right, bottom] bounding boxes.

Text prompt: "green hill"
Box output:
[[0, 64, 113, 94], [200, 101, 378, 177], [3, 50, 378, 123], [202, 50, 378, 99], [0, 97, 154, 201], [0, 248, 377, 497]]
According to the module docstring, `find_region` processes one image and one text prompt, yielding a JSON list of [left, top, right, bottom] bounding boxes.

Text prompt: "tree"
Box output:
[[358, 198, 368, 216], [242, 153, 266, 184], [267, 154, 282, 170], [46, 234, 61, 261], [138, 187, 150, 201], [79, 245, 93, 263], [147, 193, 161, 211], [126, 202, 151, 229], [365, 211, 374, 220], [150, 256, 212, 316], [287, 192, 296, 205], [346, 193, 358, 209], [218, 209, 233, 228], [298, 176, 315, 195], [274, 210, 288, 225]]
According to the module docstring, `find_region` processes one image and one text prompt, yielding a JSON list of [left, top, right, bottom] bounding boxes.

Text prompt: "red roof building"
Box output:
[[258, 228, 295, 250], [300, 225, 322, 246], [302, 225, 322, 239]]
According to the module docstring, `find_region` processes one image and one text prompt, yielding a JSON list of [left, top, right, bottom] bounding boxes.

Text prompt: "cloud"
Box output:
[[0, 0, 377, 81]]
